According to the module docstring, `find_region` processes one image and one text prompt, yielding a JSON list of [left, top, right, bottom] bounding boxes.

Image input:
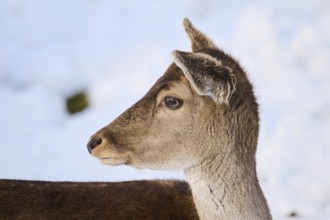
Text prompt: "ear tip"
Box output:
[[172, 50, 188, 64], [183, 17, 191, 25], [183, 17, 193, 30], [171, 50, 180, 59], [172, 50, 187, 56]]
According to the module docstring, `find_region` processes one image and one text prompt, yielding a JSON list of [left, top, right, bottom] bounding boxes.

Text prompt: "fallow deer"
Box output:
[[0, 18, 271, 220], [88, 18, 272, 220]]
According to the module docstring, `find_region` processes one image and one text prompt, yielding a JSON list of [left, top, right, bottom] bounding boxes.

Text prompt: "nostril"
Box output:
[[87, 138, 102, 154], [95, 138, 102, 145]]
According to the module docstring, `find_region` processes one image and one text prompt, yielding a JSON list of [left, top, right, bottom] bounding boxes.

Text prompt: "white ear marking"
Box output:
[[172, 50, 237, 106], [172, 51, 205, 97]]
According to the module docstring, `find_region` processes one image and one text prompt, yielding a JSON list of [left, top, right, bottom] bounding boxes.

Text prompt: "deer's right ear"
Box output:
[[172, 50, 236, 105]]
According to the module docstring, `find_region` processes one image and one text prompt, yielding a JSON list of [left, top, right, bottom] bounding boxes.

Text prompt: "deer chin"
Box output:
[[98, 157, 128, 166]]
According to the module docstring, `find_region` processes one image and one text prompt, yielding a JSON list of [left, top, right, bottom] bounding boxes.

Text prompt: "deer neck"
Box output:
[[184, 151, 272, 220]]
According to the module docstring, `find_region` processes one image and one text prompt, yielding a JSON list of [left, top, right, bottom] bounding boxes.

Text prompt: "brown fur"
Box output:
[[89, 18, 272, 219], [0, 179, 197, 220], [0, 18, 272, 220]]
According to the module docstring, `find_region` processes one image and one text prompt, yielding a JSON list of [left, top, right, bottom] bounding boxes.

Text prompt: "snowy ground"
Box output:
[[0, 0, 330, 219]]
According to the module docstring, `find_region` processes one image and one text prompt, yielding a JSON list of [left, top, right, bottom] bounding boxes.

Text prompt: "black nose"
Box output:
[[87, 138, 102, 154]]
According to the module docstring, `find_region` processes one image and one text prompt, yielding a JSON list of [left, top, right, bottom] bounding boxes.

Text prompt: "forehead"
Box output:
[[156, 63, 185, 85], [148, 63, 194, 97]]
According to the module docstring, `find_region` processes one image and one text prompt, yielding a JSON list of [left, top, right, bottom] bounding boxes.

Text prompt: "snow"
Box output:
[[1, 0, 330, 219]]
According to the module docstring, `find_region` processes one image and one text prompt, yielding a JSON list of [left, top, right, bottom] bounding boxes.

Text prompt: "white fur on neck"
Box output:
[[184, 153, 272, 220]]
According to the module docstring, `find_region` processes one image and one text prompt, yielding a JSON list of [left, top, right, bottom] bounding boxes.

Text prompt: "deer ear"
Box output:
[[172, 50, 236, 105], [183, 18, 218, 52]]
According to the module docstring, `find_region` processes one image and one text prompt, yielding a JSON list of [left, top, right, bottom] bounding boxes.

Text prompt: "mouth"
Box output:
[[98, 157, 128, 166]]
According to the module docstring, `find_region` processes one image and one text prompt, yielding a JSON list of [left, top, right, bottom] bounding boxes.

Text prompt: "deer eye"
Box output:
[[164, 96, 183, 110]]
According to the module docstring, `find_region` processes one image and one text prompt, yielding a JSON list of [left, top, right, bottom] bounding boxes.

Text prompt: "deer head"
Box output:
[[87, 18, 259, 172], [87, 18, 272, 220]]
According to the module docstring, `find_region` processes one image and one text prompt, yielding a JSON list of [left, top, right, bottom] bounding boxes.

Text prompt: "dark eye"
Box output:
[[164, 96, 183, 110]]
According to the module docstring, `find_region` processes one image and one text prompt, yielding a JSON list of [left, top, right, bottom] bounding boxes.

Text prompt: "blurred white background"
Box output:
[[0, 0, 329, 219]]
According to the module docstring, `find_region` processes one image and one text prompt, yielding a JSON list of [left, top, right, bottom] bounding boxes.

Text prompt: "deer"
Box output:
[[87, 18, 272, 220], [0, 18, 272, 220]]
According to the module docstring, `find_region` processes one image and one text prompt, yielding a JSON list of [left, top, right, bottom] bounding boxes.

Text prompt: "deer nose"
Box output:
[[87, 138, 102, 154]]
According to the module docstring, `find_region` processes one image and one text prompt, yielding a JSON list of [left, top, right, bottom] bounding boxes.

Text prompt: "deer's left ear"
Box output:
[[183, 18, 218, 52], [172, 50, 236, 105]]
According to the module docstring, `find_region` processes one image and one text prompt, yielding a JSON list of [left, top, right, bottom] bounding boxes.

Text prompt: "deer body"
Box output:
[[88, 18, 272, 220], [0, 179, 196, 220]]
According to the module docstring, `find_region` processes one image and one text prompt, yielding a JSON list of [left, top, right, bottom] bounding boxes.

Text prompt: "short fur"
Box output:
[[89, 18, 272, 219], [0, 179, 196, 220], [183, 18, 218, 52], [172, 50, 237, 105]]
